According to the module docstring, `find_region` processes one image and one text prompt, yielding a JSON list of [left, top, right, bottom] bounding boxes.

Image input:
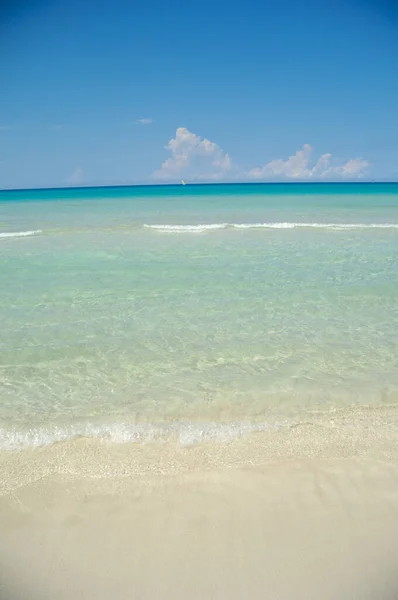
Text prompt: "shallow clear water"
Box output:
[[1, 183, 398, 447]]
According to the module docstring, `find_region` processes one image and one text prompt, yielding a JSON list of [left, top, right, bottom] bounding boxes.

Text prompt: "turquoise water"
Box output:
[[1, 183, 398, 447]]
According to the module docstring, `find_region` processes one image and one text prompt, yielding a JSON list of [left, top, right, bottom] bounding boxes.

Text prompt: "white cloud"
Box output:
[[330, 158, 370, 178], [248, 145, 370, 181], [68, 167, 83, 184], [136, 118, 155, 125], [153, 127, 233, 181], [153, 129, 370, 182]]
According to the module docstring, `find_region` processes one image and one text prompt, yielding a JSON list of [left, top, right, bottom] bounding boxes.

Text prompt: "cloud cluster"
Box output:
[[153, 129, 370, 182], [152, 127, 232, 181], [248, 144, 369, 180]]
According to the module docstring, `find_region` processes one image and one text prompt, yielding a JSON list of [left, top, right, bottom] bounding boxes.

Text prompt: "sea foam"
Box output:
[[0, 229, 42, 239], [144, 222, 398, 232], [143, 224, 228, 232], [0, 420, 280, 450]]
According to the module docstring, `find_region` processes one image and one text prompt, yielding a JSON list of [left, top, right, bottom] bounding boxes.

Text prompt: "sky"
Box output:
[[0, 0, 398, 188]]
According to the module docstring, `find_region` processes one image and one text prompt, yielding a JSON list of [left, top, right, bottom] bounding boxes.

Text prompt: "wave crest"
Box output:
[[0, 420, 279, 450], [143, 224, 228, 232], [144, 222, 398, 232], [0, 229, 42, 239]]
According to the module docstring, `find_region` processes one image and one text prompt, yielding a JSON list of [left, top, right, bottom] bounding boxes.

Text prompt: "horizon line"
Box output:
[[1, 181, 398, 193]]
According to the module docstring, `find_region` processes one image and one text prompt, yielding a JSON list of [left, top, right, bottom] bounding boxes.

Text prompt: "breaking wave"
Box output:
[[143, 224, 228, 232], [144, 222, 398, 232], [0, 420, 281, 450], [0, 229, 42, 239]]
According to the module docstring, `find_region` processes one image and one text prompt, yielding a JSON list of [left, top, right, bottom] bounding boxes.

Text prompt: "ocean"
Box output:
[[1, 182, 398, 448], [2, 182, 398, 600]]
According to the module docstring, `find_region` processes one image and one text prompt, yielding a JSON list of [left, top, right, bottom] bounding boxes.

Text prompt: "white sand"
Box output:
[[1, 405, 398, 599]]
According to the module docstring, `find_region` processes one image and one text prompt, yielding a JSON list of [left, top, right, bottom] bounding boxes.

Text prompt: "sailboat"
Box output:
[[181, 179, 186, 185]]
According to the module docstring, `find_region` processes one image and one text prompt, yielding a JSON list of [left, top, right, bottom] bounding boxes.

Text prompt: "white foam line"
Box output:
[[233, 223, 398, 230], [144, 222, 398, 232], [0, 229, 42, 239], [144, 223, 228, 232], [0, 420, 281, 450]]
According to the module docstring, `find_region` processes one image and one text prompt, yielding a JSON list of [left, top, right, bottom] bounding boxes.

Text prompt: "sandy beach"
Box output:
[[1, 405, 398, 599]]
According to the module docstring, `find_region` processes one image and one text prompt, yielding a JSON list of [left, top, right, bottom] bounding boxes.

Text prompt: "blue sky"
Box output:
[[1, 0, 397, 188]]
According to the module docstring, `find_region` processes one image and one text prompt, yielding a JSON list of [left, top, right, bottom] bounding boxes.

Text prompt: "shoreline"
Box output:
[[1, 405, 398, 599], [1, 402, 398, 492]]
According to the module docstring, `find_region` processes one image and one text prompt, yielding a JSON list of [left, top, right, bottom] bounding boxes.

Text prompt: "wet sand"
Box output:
[[1, 405, 398, 599]]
